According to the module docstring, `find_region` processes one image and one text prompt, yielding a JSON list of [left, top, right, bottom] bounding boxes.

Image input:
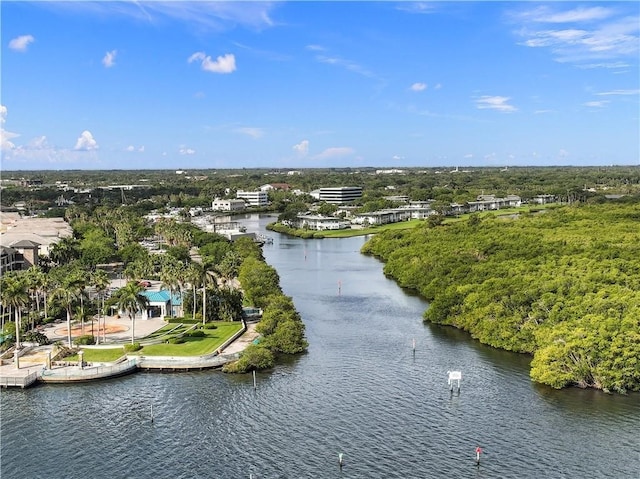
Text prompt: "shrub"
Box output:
[[186, 330, 205, 338], [222, 344, 274, 373], [168, 337, 185, 344], [123, 342, 142, 352], [74, 335, 95, 346], [203, 323, 218, 329], [23, 331, 50, 345]]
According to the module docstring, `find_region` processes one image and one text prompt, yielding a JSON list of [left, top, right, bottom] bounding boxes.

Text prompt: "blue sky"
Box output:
[[2, 1, 639, 170]]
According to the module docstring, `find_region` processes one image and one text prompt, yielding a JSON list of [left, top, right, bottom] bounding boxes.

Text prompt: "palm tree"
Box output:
[[67, 271, 89, 335], [1, 274, 29, 349], [49, 237, 79, 265], [25, 266, 45, 330], [217, 251, 241, 289], [91, 270, 110, 345], [160, 269, 177, 318], [49, 280, 83, 347], [160, 256, 184, 318], [201, 269, 219, 325], [185, 262, 203, 320], [116, 282, 149, 344]]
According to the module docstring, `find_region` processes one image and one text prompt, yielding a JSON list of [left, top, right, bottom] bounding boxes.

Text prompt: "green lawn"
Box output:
[[139, 322, 243, 356], [144, 323, 188, 340], [312, 220, 422, 238], [71, 348, 125, 362]]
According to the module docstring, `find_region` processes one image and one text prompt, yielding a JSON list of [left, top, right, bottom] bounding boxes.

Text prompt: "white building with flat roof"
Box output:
[[236, 190, 269, 207], [212, 198, 246, 212], [294, 215, 351, 231], [312, 186, 363, 204]]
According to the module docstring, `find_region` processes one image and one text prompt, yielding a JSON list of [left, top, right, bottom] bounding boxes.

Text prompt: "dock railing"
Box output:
[[41, 358, 138, 382]]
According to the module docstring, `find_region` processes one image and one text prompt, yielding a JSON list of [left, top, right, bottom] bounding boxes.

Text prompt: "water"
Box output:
[[2, 214, 638, 478]]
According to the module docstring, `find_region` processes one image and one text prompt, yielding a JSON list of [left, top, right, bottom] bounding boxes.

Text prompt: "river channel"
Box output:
[[1, 214, 638, 478]]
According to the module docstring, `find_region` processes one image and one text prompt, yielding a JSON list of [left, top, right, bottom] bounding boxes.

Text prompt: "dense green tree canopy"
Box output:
[[362, 203, 640, 393]]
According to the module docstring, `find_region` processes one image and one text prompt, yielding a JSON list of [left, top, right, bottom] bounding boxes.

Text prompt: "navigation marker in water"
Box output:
[[253, 370, 257, 390], [338, 280, 342, 296], [447, 371, 461, 393], [338, 452, 344, 470], [475, 446, 482, 466]]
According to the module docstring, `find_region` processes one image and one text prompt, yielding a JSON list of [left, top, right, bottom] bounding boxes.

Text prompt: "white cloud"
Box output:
[[188, 51, 236, 74], [28, 136, 49, 149], [125, 144, 144, 152], [179, 146, 196, 155], [306, 44, 325, 52], [9, 34, 35, 52], [584, 100, 609, 108], [410, 82, 427, 92], [293, 139, 309, 155], [396, 3, 437, 15], [314, 147, 355, 160], [316, 55, 375, 78], [1, 129, 19, 151], [512, 5, 639, 66], [234, 127, 263, 139], [1, 105, 18, 150], [518, 6, 613, 24], [42, 2, 276, 32], [464, 153, 474, 159], [597, 89, 640, 96], [74, 130, 99, 150], [475, 96, 517, 112], [102, 50, 117, 68], [392, 155, 403, 161]]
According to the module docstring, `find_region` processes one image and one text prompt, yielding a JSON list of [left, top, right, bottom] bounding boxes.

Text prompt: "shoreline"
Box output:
[[0, 321, 260, 388]]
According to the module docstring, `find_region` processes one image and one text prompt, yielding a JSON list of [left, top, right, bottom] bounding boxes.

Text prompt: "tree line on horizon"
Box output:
[[3, 166, 640, 218]]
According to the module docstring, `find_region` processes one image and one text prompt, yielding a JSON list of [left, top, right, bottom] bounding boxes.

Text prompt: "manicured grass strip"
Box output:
[[70, 348, 126, 362], [140, 322, 244, 357]]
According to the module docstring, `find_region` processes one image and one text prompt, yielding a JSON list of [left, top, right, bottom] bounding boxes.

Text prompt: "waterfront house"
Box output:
[[294, 214, 351, 230]]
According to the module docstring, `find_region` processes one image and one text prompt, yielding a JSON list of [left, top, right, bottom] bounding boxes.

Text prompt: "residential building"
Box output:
[[532, 194, 557, 204], [260, 183, 290, 192], [211, 198, 246, 212], [352, 209, 412, 226], [294, 215, 351, 230], [1, 246, 19, 274], [467, 195, 522, 212], [0, 216, 73, 271]]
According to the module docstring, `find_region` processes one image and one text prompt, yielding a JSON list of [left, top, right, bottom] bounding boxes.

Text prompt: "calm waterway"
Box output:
[[1, 214, 638, 478]]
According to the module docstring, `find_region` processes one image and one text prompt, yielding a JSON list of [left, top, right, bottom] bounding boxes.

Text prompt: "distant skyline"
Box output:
[[2, 1, 639, 171]]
